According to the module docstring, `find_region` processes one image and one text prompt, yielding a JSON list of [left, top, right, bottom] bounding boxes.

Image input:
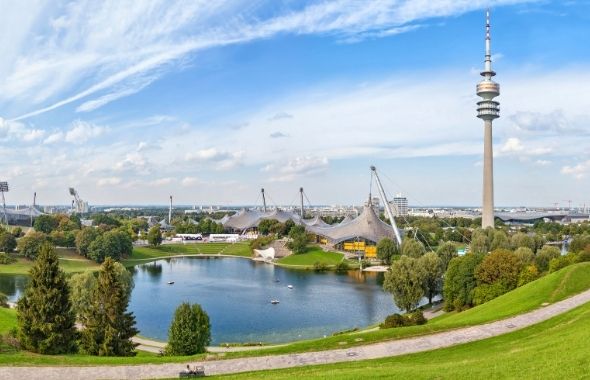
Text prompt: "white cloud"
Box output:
[[150, 177, 174, 186], [500, 137, 524, 153], [43, 131, 64, 144], [266, 156, 329, 182], [22, 129, 45, 141], [181, 177, 199, 186], [64, 120, 105, 143], [561, 161, 590, 180], [4, 0, 536, 119], [268, 112, 293, 121], [97, 177, 122, 186], [270, 131, 288, 138], [185, 148, 244, 170]]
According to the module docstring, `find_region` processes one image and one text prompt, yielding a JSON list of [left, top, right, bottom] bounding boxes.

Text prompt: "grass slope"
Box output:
[[0, 262, 589, 366], [213, 301, 590, 379], [0, 248, 99, 275], [277, 247, 344, 267]]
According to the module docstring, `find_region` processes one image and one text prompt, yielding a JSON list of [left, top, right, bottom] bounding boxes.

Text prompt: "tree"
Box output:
[[436, 242, 458, 272], [165, 302, 211, 356], [443, 253, 484, 311], [70, 264, 133, 326], [383, 256, 425, 313], [75, 228, 101, 257], [288, 225, 308, 254], [513, 247, 534, 269], [511, 232, 535, 252], [569, 234, 590, 253], [147, 225, 163, 247], [16, 243, 77, 354], [535, 245, 561, 272], [490, 230, 510, 250], [258, 219, 279, 236], [17, 231, 48, 259], [470, 234, 489, 255], [474, 249, 521, 290], [419, 252, 443, 304], [33, 214, 59, 234], [0, 231, 17, 253], [88, 231, 133, 263], [69, 271, 98, 326], [80, 258, 138, 356], [377, 238, 398, 265], [401, 239, 426, 258]]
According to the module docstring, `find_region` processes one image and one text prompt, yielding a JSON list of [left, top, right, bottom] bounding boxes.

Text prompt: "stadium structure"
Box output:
[[218, 166, 403, 258]]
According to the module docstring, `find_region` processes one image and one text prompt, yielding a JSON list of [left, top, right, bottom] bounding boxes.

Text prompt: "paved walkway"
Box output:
[[2, 289, 590, 380]]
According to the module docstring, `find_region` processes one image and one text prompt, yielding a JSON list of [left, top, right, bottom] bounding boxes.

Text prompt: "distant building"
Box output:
[[391, 194, 408, 217]]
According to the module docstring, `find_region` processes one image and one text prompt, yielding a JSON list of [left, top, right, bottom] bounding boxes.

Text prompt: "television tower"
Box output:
[[476, 10, 500, 229]]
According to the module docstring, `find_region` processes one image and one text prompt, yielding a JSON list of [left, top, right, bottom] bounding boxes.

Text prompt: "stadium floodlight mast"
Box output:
[[0, 181, 9, 226]]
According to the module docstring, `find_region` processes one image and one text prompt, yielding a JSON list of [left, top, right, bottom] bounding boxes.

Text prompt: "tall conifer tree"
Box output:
[[80, 258, 138, 356], [17, 243, 77, 354]]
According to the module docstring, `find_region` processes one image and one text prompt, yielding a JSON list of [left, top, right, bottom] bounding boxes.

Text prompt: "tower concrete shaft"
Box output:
[[476, 10, 500, 229]]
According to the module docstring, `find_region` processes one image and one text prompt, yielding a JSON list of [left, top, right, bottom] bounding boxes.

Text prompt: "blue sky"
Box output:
[[0, 0, 589, 208]]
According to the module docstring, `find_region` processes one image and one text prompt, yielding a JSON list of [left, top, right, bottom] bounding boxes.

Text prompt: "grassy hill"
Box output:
[[213, 298, 590, 379]]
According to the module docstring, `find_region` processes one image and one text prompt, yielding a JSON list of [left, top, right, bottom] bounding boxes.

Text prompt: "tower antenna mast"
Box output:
[[476, 9, 500, 228]]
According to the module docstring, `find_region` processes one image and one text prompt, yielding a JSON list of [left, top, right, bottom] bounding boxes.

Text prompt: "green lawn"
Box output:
[[0, 307, 16, 334], [212, 300, 590, 379], [0, 248, 99, 275], [122, 242, 251, 266], [0, 262, 589, 366], [277, 247, 344, 267]]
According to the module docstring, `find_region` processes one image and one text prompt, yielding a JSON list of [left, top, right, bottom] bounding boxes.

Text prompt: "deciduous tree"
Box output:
[[383, 256, 426, 313], [165, 302, 211, 356]]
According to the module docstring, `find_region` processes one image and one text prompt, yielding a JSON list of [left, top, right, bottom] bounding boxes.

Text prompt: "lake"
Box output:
[[1, 257, 401, 345]]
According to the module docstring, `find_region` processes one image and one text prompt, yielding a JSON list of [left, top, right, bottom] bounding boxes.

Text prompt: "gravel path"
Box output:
[[2, 289, 590, 380]]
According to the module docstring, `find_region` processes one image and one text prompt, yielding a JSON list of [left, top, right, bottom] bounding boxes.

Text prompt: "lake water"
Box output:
[[1, 257, 400, 345]]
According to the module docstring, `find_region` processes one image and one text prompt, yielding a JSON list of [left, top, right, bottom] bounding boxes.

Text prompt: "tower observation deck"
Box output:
[[477, 10, 500, 229]]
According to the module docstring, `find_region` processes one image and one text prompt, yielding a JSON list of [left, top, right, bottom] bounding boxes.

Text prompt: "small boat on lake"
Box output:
[[287, 285, 293, 289], [167, 281, 175, 285], [270, 299, 280, 304]]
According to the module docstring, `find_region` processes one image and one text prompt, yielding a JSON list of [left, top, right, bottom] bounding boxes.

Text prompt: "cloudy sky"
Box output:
[[0, 0, 589, 208]]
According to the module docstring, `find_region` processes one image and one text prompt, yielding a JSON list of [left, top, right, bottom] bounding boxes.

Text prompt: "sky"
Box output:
[[0, 0, 589, 208]]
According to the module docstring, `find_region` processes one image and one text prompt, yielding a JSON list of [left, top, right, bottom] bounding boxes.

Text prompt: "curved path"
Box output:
[[3, 289, 590, 380]]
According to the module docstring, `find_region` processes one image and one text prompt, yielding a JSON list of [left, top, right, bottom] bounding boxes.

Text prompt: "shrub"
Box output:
[[379, 310, 427, 329], [518, 264, 539, 287], [360, 259, 372, 268], [380, 313, 406, 329], [0, 252, 16, 265], [549, 255, 575, 273], [0, 292, 8, 308], [0, 232, 17, 253], [576, 247, 590, 263], [313, 262, 329, 272], [408, 310, 427, 325], [249, 236, 275, 250], [335, 261, 350, 273]]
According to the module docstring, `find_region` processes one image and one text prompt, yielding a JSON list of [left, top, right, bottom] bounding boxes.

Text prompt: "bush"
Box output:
[[549, 255, 575, 273], [408, 310, 427, 325], [576, 248, 590, 263], [360, 259, 372, 268], [0, 252, 16, 265], [379, 311, 427, 329], [335, 261, 350, 273], [380, 313, 406, 329], [0, 292, 8, 308], [518, 264, 539, 287], [0, 232, 17, 253], [313, 262, 329, 272], [249, 236, 275, 250]]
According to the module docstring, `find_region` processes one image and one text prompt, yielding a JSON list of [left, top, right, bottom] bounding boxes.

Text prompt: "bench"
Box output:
[[179, 366, 205, 378]]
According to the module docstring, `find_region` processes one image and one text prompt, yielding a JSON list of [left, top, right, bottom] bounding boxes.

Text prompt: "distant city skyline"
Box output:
[[0, 1, 589, 207]]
